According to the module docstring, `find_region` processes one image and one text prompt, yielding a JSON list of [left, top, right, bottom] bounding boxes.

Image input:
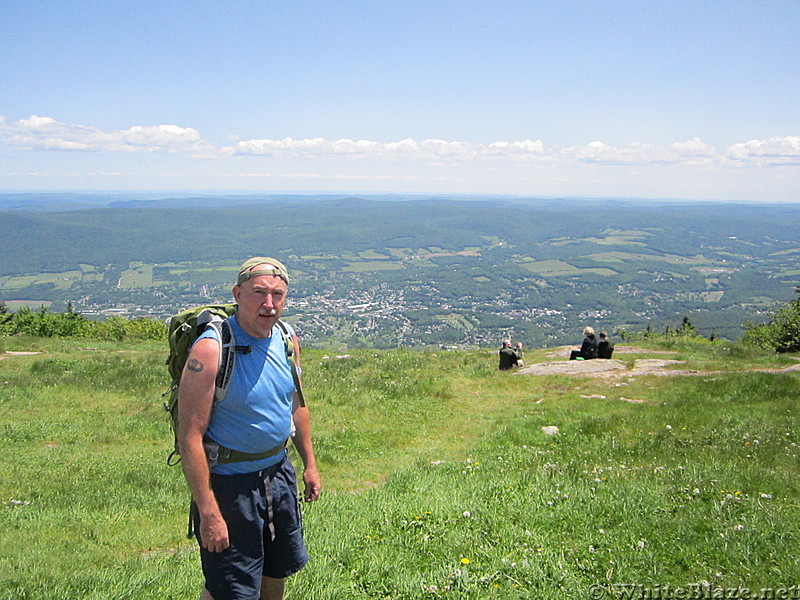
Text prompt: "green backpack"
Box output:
[[163, 303, 304, 466]]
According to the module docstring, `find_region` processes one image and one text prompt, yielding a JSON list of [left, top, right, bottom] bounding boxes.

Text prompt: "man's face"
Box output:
[[233, 270, 288, 338]]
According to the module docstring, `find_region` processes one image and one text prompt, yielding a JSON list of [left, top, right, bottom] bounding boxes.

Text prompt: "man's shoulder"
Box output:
[[275, 319, 295, 337], [196, 321, 225, 344]]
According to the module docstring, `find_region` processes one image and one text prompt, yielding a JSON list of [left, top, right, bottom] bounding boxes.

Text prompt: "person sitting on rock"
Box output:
[[569, 327, 599, 360], [513, 342, 524, 367], [597, 331, 615, 359], [499, 339, 520, 370]]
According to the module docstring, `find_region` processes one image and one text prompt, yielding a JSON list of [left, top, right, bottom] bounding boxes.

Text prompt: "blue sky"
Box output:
[[2, 1, 798, 200]]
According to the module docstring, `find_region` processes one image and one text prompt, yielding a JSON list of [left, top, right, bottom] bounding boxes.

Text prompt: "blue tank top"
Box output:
[[196, 314, 296, 474]]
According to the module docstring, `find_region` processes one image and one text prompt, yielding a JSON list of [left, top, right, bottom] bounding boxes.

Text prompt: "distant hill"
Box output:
[[2, 193, 799, 348]]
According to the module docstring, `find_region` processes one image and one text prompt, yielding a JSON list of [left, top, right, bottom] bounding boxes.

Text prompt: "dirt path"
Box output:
[[0, 351, 43, 361]]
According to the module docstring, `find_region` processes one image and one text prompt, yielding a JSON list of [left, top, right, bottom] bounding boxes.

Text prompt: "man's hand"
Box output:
[[302, 466, 322, 502], [200, 509, 230, 552]]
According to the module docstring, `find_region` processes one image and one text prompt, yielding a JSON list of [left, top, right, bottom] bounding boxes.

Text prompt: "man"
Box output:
[[597, 331, 615, 359], [498, 338, 519, 370], [178, 257, 321, 600]]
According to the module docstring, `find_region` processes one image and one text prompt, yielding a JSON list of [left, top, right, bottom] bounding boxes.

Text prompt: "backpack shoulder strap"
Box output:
[[213, 318, 236, 402], [275, 320, 306, 407]]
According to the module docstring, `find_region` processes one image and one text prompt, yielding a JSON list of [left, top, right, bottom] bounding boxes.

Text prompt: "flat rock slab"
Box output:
[[518, 359, 628, 376], [517, 358, 693, 377], [519, 355, 800, 378]]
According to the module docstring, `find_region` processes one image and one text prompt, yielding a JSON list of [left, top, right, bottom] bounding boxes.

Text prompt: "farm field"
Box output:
[[1, 336, 799, 599]]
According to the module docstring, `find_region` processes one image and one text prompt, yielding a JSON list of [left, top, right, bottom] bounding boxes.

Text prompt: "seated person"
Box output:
[[569, 327, 599, 360], [514, 342, 524, 367], [498, 339, 519, 370], [597, 331, 615, 359]]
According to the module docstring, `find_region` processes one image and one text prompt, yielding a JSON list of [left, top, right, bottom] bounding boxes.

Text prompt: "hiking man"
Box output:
[[178, 257, 321, 600], [499, 338, 519, 370]]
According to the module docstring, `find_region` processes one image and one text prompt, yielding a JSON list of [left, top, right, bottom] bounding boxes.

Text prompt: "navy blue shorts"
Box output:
[[195, 453, 308, 600]]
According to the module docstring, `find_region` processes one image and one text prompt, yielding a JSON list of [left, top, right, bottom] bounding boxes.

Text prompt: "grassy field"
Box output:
[[1, 337, 799, 599], [521, 260, 617, 278]]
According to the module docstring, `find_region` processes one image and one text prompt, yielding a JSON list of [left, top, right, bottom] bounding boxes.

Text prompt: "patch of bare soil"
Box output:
[[760, 363, 800, 373], [0, 351, 43, 360]]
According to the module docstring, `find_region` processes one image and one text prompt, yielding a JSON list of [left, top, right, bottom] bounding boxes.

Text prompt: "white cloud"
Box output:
[[0, 115, 208, 154], [1, 115, 798, 173], [226, 136, 484, 159], [121, 124, 202, 148], [227, 136, 544, 161], [226, 134, 795, 169], [671, 137, 717, 156], [726, 136, 800, 165], [485, 139, 546, 160]]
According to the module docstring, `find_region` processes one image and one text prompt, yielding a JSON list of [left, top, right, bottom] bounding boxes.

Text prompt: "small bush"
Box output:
[[0, 307, 166, 341], [742, 299, 800, 353]]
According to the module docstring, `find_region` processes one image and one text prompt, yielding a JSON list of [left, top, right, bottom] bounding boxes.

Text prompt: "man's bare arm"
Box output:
[[177, 337, 229, 552]]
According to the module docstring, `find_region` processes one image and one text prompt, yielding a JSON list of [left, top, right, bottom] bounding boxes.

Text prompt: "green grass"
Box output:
[[119, 265, 154, 288], [0, 271, 83, 291], [1, 339, 799, 598]]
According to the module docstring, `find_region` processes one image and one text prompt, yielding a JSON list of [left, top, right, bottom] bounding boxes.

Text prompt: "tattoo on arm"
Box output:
[[187, 359, 204, 373]]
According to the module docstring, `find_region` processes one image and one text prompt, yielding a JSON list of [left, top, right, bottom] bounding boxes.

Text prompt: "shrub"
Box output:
[[624, 315, 706, 345], [0, 305, 92, 337], [742, 298, 800, 353], [0, 306, 166, 341]]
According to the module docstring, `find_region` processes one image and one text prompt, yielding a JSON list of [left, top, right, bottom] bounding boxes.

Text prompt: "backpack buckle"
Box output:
[[203, 441, 220, 467]]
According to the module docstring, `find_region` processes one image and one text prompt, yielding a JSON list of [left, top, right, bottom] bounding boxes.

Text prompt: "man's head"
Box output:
[[237, 256, 289, 286], [502, 338, 511, 347], [599, 331, 608, 340], [233, 257, 289, 338]]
